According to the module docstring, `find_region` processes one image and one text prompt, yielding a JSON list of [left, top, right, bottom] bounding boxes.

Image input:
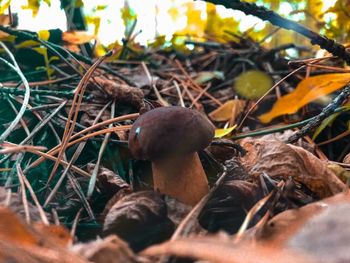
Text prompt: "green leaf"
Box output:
[[313, 103, 350, 140], [312, 112, 341, 140]]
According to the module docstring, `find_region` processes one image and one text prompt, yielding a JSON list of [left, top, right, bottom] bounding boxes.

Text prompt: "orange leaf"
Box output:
[[62, 31, 95, 45], [209, 99, 245, 122], [0, 207, 37, 246], [259, 73, 350, 123]]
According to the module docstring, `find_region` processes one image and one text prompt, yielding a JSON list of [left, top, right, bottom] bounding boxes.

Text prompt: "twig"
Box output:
[[171, 166, 227, 240], [21, 171, 50, 225], [16, 164, 30, 224], [202, 0, 350, 64], [0, 101, 67, 165], [0, 42, 30, 143], [287, 85, 350, 143], [87, 100, 116, 198], [27, 114, 138, 170], [47, 51, 112, 183], [44, 102, 112, 209], [70, 208, 83, 242]]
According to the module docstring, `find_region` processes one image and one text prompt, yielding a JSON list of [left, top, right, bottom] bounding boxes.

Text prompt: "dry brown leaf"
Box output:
[[257, 192, 350, 263], [0, 207, 86, 263], [86, 163, 130, 200], [344, 152, 350, 164], [239, 138, 347, 197], [72, 235, 140, 263], [92, 76, 144, 108], [141, 235, 314, 263], [0, 187, 44, 222], [103, 191, 174, 251]]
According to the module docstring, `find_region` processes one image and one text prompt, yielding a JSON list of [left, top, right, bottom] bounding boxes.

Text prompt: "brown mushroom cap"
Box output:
[[128, 106, 215, 160]]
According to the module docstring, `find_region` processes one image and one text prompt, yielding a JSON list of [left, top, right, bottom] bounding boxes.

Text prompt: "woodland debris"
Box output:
[[91, 76, 144, 108], [0, 207, 86, 263], [141, 234, 314, 263], [239, 137, 347, 197], [256, 192, 350, 263], [0, 187, 47, 223], [72, 235, 141, 263], [103, 191, 174, 251]]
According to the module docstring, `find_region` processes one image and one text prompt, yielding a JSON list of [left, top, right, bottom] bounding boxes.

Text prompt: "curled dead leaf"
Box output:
[[0, 187, 46, 222], [72, 235, 139, 263], [86, 163, 130, 200], [239, 138, 347, 198], [92, 76, 144, 108], [103, 191, 174, 251], [141, 234, 314, 263], [344, 152, 350, 164], [257, 192, 350, 263], [0, 207, 85, 263]]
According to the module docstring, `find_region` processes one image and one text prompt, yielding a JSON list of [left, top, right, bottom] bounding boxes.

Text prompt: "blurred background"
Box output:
[[5, 0, 346, 54]]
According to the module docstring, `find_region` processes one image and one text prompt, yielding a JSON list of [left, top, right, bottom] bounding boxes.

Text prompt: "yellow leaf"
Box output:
[[215, 125, 237, 138], [209, 99, 245, 122], [176, 2, 206, 37], [15, 40, 40, 48], [0, 32, 16, 42], [38, 30, 50, 41], [259, 73, 350, 123], [0, 1, 11, 15]]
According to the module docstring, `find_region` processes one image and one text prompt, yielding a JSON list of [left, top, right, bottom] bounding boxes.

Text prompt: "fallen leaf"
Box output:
[[141, 234, 314, 263], [0, 207, 86, 263], [91, 76, 144, 108], [259, 73, 350, 123], [199, 179, 260, 233], [103, 191, 174, 251], [0, 187, 45, 222], [72, 235, 139, 263], [344, 152, 350, 164], [207, 139, 245, 162], [62, 31, 95, 45], [327, 163, 350, 183], [234, 70, 273, 100], [214, 125, 237, 138], [239, 138, 347, 198], [194, 71, 225, 85], [209, 99, 245, 122], [38, 30, 50, 41], [86, 163, 130, 200], [257, 192, 350, 263]]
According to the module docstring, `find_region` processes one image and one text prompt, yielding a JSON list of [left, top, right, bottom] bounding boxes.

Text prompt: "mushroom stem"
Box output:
[[152, 152, 209, 206]]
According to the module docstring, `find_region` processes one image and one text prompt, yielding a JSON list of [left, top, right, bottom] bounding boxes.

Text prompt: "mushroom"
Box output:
[[128, 106, 215, 206]]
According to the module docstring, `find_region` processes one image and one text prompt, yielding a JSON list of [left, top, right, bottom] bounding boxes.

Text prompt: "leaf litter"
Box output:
[[0, 3, 350, 263]]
